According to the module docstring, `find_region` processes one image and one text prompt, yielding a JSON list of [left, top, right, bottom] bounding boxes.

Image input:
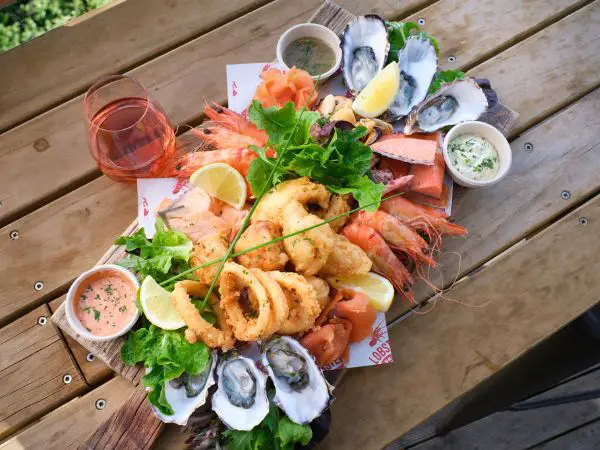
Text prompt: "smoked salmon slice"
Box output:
[[300, 318, 352, 367], [253, 67, 318, 110], [378, 157, 411, 178], [334, 292, 377, 343], [409, 151, 446, 199], [371, 133, 438, 165]]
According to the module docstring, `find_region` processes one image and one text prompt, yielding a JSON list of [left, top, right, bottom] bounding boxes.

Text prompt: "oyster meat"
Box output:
[[151, 351, 217, 426], [404, 78, 488, 134], [389, 36, 438, 119], [263, 336, 331, 424], [341, 15, 389, 93], [212, 355, 269, 430]]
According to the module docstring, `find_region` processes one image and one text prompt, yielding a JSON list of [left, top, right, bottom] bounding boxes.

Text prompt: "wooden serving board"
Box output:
[[51, 1, 518, 447]]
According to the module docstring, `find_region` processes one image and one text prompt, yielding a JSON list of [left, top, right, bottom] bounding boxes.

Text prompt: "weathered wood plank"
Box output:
[[0, 178, 136, 324], [1, 0, 573, 226], [409, 368, 600, 450], [0, 377, 135, 450], [83, 386, 163, 450], [0, 0, 272, 132], [536, 418, 600, 449], [321, 192, 600, 450], [48, 296, 113, 385], [388, 23, 600, 320], [0, 304, 87, 439]]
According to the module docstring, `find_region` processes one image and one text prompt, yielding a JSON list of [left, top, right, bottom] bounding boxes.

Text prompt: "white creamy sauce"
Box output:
[[448, 134, 499, 181]]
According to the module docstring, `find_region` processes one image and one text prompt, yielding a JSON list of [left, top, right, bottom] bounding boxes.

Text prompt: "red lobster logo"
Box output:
[[369, 320, 387, 347]]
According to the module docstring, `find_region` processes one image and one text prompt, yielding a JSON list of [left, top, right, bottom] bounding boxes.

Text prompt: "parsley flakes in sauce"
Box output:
[[448, 134, 499, 181]]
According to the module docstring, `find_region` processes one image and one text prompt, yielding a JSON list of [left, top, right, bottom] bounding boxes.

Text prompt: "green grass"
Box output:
[[1, 0, 112, 52]]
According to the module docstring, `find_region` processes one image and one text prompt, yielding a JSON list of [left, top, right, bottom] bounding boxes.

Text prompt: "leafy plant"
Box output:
[[121, 324, 210, 415], [386, 21, 440, 63], [222, 401, 313, 450], [115, 218, 194, 288], [429, 69, 465, 94], [247, 100, 384, 211]]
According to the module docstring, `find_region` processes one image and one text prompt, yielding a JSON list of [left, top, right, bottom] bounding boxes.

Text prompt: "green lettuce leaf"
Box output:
[[386, 21, 440, 63], [120, 325, 209, 415], [115, 218, 193, 286], [277, 416, 313, 449], [429, 69, 465, 94]]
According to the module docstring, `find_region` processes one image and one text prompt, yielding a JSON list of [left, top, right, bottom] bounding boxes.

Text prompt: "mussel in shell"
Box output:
[[404, 78, 488, 134], [341, 15, 389, 93]]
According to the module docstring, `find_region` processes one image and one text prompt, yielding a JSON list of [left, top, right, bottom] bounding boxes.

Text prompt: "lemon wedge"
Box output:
[[140, 276, 185, 330], [190, 163, 247, 209], [328, 272, 394, 312], [352, 62, 400, 118]]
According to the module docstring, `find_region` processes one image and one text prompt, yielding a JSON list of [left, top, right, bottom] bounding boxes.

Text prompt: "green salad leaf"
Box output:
[[247, 101, 384, 210], [429, 69, 465, 94], [223, 401, 313, 450], [115, 218, 193, 286], [386, 21, 440, 63], [121, 325, 210, 415]]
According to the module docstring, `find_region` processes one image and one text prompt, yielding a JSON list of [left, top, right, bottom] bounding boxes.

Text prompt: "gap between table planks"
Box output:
[[0, 304, 87, 440], [48, 295, 114, 386], [2, 0, 596, 329], [0, 0, 275, 133], [0, 0, 587, 228]]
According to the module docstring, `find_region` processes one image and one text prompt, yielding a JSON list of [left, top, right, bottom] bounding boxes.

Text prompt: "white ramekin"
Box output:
[[443, 121, 512, 188], [276, 23, 342, 81], [65, 264, 140, 341]]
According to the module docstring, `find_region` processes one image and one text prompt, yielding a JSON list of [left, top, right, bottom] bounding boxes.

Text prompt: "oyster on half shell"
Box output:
[[263, 336, 331, 425], [404, 78, 488, 134], [212, 354, 269, 431], [389, 36, 438, 119], [151, 351, 217, 426], [341, 15, 389, 93]]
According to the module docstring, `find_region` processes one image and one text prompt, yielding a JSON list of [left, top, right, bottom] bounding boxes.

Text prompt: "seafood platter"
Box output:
[[58, 9, 514, 450]]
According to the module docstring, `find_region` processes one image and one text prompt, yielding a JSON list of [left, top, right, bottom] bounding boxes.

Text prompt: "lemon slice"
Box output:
[[352, 62, 400, 118], [190, 163, 247, 209], [140, 276, 185, 330], [328, 272, 395, 312]]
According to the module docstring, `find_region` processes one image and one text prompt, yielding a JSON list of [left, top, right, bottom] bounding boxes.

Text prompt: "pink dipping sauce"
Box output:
[[74, 269, 137, 336]]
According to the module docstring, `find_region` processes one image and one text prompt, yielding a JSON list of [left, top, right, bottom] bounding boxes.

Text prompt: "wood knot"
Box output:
[[33, 138, 50, 152]]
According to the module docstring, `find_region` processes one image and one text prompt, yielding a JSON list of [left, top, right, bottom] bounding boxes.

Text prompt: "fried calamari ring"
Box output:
[[250, 268, 289, 338], [282, 200, 335, 276], [190, 233, 229, 285], [219, 262, 272, 341], [252, 177, 330, 225], [304, 276, 331, 312], [268, 271, 320, 335], [235, 221, 288, 271], [172, 280, 235, 350], [318, 234, 372, 278]]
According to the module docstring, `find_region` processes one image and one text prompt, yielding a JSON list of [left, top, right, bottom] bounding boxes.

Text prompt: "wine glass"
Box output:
[[83, 75, 176, 182]]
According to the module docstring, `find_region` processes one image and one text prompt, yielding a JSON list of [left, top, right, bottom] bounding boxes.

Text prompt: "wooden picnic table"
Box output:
[[1, 0, 599, 448]]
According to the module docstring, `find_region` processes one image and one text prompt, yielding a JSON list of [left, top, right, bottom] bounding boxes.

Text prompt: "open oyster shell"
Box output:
[[404, 78, 488, 134], [212, 354, 269, 431], [389, 36, 438, 119], [341, 15, 389, 93], [151, 351, 217, 426], [263, 336, 332, 425]]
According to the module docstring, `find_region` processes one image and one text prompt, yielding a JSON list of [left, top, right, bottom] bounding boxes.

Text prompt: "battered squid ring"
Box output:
[[267, 271, 320, 335], [250, 268, 289, 338], [219, 262, 272, 341], [172, 280, 235, 350]]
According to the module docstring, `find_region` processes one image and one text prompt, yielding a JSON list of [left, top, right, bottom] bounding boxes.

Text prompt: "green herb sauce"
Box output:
[[448, 134, 499, 181], [283, 37, 335, 76]]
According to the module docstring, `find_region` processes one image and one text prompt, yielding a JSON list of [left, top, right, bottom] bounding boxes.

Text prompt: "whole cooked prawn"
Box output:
[[341, 223, 414, 303], [351, 210, 436, 267], [381, 196, 467, 238]]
